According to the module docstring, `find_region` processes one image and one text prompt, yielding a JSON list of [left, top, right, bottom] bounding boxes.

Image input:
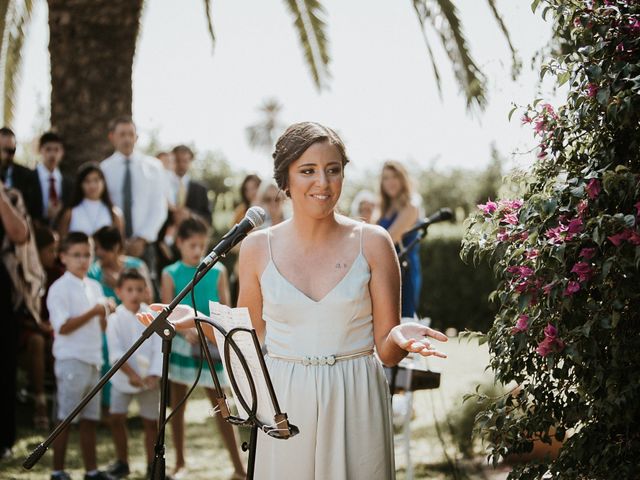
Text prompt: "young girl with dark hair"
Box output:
[[57, 162, 124, 238]]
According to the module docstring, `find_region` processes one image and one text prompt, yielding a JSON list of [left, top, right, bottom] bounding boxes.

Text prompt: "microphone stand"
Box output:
[[192, 316, 299, 479], [23, 252, 297, 479], [389, 216, 440, 396]]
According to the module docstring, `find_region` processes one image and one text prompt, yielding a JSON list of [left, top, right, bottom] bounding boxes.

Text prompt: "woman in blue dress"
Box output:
[[378, 161, 422, 318]]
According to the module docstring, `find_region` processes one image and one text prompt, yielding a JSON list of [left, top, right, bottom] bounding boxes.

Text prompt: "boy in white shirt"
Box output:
[[47, 232, 116, 480], [105, 269, 162, 479]]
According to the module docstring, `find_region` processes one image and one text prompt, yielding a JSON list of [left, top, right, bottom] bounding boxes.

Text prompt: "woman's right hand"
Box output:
[[136, 303, 198, 330]]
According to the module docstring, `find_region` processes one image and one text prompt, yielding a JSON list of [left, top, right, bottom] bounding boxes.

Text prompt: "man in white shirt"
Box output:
[[100, 117, 168, 273], [34, 132, 73, 226]]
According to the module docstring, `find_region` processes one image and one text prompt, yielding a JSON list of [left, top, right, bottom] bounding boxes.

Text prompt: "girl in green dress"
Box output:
[[161, 216, 245, 479]]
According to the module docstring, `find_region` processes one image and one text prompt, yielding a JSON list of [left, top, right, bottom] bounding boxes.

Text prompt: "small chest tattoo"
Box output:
[[335, 262, 348, 269]]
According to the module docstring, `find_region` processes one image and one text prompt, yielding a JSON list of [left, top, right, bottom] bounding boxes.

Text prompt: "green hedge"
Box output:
[[417, 236, 497, 332]]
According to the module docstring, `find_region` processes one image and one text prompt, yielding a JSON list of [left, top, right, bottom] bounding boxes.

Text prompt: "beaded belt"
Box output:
[[267, 348, 374, 366]]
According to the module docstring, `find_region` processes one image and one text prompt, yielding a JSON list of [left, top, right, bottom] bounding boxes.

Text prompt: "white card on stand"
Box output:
[[208, 301, 275, 425]]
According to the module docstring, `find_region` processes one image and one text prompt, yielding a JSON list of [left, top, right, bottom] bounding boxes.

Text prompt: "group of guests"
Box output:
[[0, 116, 424, 480], [0, 119, 245, 480]]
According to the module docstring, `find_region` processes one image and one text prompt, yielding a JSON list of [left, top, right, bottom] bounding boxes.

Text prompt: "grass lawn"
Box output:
[[2, 338, 512, 479]]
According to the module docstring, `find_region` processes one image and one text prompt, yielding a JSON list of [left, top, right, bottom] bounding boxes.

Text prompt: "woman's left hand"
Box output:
[[136, 303, 199, 329], [390, 322, 448, 358]]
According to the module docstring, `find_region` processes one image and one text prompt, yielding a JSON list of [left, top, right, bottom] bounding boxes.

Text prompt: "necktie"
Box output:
[[123, 158, 133, 238], [177, 180, 186, 208], [48, 175, 59, 207]]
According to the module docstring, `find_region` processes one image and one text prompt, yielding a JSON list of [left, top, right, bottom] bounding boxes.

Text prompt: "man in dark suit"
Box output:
[[0, 127, 40, 220], [171, 144, 211, 224], [155, 145, 212, 277], [33, 132, 73, 226]]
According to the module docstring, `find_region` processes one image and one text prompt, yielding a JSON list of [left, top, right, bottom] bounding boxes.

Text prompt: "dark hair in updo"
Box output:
[[272, 122, 349, 196]]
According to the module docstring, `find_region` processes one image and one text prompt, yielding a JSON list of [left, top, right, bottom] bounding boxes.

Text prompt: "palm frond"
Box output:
[[282, 0, 330, 91], [3, 0, 33, 125], [0, 1, 10, 53], [486, 0, 521, 79], [412, 0, 487, 110], [203, 0, 216, 52], [412, 1, 443, 100]]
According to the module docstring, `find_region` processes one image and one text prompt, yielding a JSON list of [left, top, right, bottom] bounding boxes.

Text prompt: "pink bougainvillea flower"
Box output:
[[497, 230, 510, 242], [500, 199, 523, 211], [544, 323, 558, 338], [566, 217, 583, 235], [507, 266, 535, 279], [586, 179, 601, 199], [502, 213, 519, 225], [536, 323, 565, 356], [563, 281, 581, 296], [629, 231, 640, 246], [536, 338, 554, 356], [477, 200, 498, 215], [514, 280, 530, 293], [545, 224, 569, 244], [628, 17, 640, 32], [586, 83, 599, 97], [634, 201, 640, 217], [542, 103, 557, 117], [579, 247, 597, 260], [571, 262, 594, 282], [616, 42, 625, 53], [534, 120, 547, 134], [519, 266, 535, 278], [536, 336, 565, 357], [511, 314, 529, 334], [521, 114, 533, 124], [608, 230, 632, 246], [577, 200, 588, 216], [526, 249, 539, 260]]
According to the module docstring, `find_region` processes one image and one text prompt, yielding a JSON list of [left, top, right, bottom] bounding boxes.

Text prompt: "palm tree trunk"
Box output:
[[48, 0, 143, 175]]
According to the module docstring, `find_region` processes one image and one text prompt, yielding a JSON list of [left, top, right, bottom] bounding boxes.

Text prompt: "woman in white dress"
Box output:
[[139, 122, 447, 479], [57, 162, 124, 238]]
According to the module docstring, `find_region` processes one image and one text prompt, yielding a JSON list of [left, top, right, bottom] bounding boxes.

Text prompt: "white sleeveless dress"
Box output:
[[255, 225, 395, 479]]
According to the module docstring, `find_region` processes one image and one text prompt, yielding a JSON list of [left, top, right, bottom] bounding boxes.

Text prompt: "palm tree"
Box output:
[[245, 98, 286, 154], [0, 0, 34, 126], [2, 0, 518, 173]]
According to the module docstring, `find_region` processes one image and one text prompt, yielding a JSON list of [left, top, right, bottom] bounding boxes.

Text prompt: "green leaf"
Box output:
[[611, 311, 620, 328], [531, 0, 541, 14], [596, 87, 610, 106], [558, 71, 571, 86]]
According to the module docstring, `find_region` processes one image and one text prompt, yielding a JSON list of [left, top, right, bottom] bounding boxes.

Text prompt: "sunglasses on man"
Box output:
[[1, 147, 16, 155]]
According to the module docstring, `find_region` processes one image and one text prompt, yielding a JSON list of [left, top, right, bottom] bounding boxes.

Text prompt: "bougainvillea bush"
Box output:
[[461, 1, 640, 478]]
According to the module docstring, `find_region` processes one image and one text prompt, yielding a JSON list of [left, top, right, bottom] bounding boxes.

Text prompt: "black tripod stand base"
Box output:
[[22, 443, 47, 469]]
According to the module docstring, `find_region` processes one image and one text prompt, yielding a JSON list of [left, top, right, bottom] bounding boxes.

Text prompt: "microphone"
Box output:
[[402, 208, 454, 238], [198, 206, 266, 271]]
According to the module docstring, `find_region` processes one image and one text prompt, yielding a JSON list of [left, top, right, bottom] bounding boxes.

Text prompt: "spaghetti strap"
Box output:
[[359, 222, 364, 254], [266, 227, 274, 261]]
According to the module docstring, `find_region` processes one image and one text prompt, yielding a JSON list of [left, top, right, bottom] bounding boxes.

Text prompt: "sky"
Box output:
[[14, 0, 562, 179]]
